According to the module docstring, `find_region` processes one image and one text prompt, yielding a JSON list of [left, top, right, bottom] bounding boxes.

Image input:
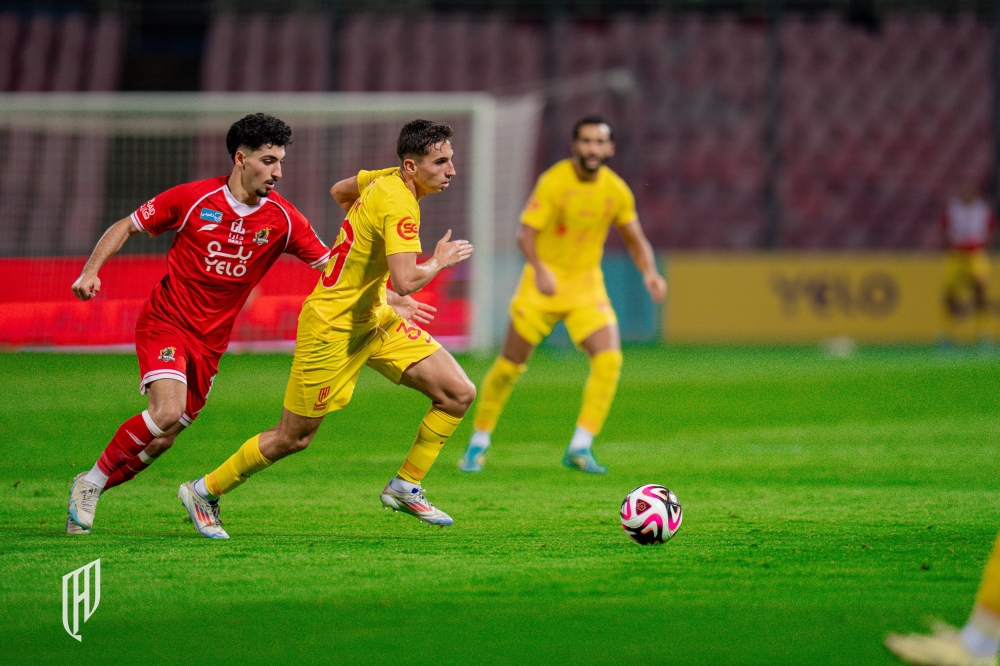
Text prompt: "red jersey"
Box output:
[[940, 196, 996, 251], [130, 176, 331, 354]]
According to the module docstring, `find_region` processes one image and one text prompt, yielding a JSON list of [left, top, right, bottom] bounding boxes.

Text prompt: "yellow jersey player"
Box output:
[[459, 116, 666, 474], [178, 120, 476, 537], [886, 530, 1000, 665]]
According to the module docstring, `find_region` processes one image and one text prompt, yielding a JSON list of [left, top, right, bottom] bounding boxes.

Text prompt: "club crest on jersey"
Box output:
[[158, 346, 177, 362], [397, 217, 418, 241], [200, 208, 223, 224], [253, 227, 271, 245]]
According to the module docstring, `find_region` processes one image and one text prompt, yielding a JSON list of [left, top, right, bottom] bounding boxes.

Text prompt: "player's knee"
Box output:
[[449, 377, 477, 415], [147, 403, 184, 431], [145, 437, 176, 457], [277, 432, 314, 456]]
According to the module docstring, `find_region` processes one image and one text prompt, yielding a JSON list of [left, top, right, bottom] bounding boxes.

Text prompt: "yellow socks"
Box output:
[[472, 356, 527, 433], [205, 434, 273, 497], [576, 350, 622, 435], [398, 408, 462, 484], [976, 532, 1000, 615]]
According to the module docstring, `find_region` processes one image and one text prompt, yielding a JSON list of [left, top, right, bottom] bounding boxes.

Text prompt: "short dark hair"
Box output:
[[396, 119, 454, 161], [226, 113, 292, 162], [573, 115, 614, 141]]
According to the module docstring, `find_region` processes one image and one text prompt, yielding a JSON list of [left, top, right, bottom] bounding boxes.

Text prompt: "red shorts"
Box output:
[[135, 317, 220, 428]]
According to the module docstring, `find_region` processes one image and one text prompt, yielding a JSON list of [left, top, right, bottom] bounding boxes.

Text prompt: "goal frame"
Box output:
[[0, 92, 510, 351]]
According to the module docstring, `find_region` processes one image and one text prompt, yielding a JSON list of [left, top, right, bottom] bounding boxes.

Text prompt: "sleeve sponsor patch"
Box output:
[[397, 217, 419, 241]]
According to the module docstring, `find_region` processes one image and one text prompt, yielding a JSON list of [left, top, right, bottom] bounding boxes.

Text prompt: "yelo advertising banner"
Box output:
[[663, 253, 999, 343]]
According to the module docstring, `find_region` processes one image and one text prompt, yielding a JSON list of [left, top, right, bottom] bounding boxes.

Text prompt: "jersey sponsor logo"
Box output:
[[205, 240, 253, 277], [158, 346, 177, 362], [230, 218, 246, 234], [253, 227, 271, 245], [200, 208, 223, 224], [313, 385, 331, 411], [139, 198, 156, 220], [397, 217, 419, 241]]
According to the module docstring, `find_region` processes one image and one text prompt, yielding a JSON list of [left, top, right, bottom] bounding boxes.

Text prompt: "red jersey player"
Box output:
[[66, 114, 346, 534]]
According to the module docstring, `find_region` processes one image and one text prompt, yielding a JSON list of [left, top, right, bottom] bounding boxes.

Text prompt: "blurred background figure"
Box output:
[[939, 182, 996, 349]]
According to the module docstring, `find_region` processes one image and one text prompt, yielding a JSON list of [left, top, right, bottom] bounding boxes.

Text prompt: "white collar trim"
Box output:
[[224, 183, 267, 217]]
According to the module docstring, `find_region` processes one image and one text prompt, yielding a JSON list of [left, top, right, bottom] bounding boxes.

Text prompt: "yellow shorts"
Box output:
[[509, 296, 618, 346], [944, 250, 991, 291], [283, 306, 441, 418]]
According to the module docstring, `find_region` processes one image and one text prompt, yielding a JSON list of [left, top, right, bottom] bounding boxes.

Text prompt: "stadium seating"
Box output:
[[0, 13, 123, 257], [0, 12, 991, 253]]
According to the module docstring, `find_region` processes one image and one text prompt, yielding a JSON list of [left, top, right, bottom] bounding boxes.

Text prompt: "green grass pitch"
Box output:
[[1, 346, 998, 664]]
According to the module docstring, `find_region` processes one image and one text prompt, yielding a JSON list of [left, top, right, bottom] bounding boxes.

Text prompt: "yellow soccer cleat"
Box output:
[[886, 622, 998, 666]]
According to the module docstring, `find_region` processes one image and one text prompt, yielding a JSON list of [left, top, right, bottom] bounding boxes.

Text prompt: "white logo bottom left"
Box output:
[[62, 558, 100, 642]]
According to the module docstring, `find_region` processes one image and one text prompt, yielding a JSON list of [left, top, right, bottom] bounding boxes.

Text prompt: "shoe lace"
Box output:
[[207, 501, 223, 526], [78, 485, 100, 515], [405, 487, 432, 507]]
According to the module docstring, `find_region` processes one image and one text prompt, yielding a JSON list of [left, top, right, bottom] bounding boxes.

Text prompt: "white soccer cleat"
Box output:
[[67, 472, 101, 531], [885, 622, 998, 666], [380, 483, 454, 526], [177, 481, 229, 539], [66, 516, 90, 535]]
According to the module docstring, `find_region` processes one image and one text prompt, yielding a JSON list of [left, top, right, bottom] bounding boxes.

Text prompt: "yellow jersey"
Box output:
[[300, 167, 421, 338], [515, 159, 638, 310]]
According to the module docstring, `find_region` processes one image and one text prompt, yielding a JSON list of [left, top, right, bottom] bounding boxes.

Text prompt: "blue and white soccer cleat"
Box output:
[[177, 481, 229, 539], [380, 484, 454, 526], [563, 449, 607, 474], [67, 472, 101, 531], [458, 440, 488, 473]]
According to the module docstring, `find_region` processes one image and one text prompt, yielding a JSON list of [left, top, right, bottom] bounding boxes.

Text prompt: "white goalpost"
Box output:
[[0, 92, 543, 351]]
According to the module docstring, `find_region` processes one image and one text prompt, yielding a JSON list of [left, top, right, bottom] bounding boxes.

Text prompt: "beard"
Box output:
[[577, 155, 605, 173], [254, 186, 271, 198]]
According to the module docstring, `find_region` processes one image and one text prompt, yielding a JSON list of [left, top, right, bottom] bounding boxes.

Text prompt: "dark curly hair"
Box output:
[[396, 119, 454, 161], [226, 113, 293, 162]]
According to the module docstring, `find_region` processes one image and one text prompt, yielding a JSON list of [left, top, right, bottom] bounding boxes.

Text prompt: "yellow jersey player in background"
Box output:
[[178, 120, 476, 536], [459, 116, 666, 474]]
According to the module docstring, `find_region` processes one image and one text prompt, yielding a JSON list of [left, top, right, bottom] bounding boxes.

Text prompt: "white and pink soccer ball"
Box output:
[[620, 484, 683, 545]]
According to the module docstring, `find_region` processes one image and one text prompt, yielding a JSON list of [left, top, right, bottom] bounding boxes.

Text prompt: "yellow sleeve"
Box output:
[[520, 174, 557, 231], [382, 192, 422, 256], [357, 167, 398, 192], [613, 179, 638, 227]]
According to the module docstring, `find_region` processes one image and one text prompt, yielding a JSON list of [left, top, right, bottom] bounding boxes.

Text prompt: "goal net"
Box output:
[[0, 92, 542, 352]]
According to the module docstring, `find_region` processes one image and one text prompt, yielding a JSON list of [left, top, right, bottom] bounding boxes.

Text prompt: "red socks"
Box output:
[[96, 411, 164, 477], [104, 450, 155, 490]]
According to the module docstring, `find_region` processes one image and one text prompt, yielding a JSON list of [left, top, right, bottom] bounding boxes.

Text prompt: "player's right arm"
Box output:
[[517, 224, 556, 296], [71, 217, 142, 301], [519, 176, 557, 296], [330, 167, 398, 212], [73, 183, 190, 301]]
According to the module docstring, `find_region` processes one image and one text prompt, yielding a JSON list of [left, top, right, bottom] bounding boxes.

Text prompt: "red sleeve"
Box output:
[[283, 202, 332, 269], [130, 182, 199, 237]]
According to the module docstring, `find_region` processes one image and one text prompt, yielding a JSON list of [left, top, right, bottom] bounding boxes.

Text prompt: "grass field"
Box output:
[[2, 345, 999, 665]]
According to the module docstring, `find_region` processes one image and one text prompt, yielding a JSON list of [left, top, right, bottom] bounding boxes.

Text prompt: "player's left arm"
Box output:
[[387, 230, 473, 296], [330, 167, 398, 212], [283, 204, 332, 270], [617, 221, 667, 304], [386, 289, 436, 325]]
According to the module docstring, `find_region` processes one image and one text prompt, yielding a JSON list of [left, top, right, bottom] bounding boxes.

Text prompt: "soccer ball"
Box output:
[[620, 484, 682, 545]]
